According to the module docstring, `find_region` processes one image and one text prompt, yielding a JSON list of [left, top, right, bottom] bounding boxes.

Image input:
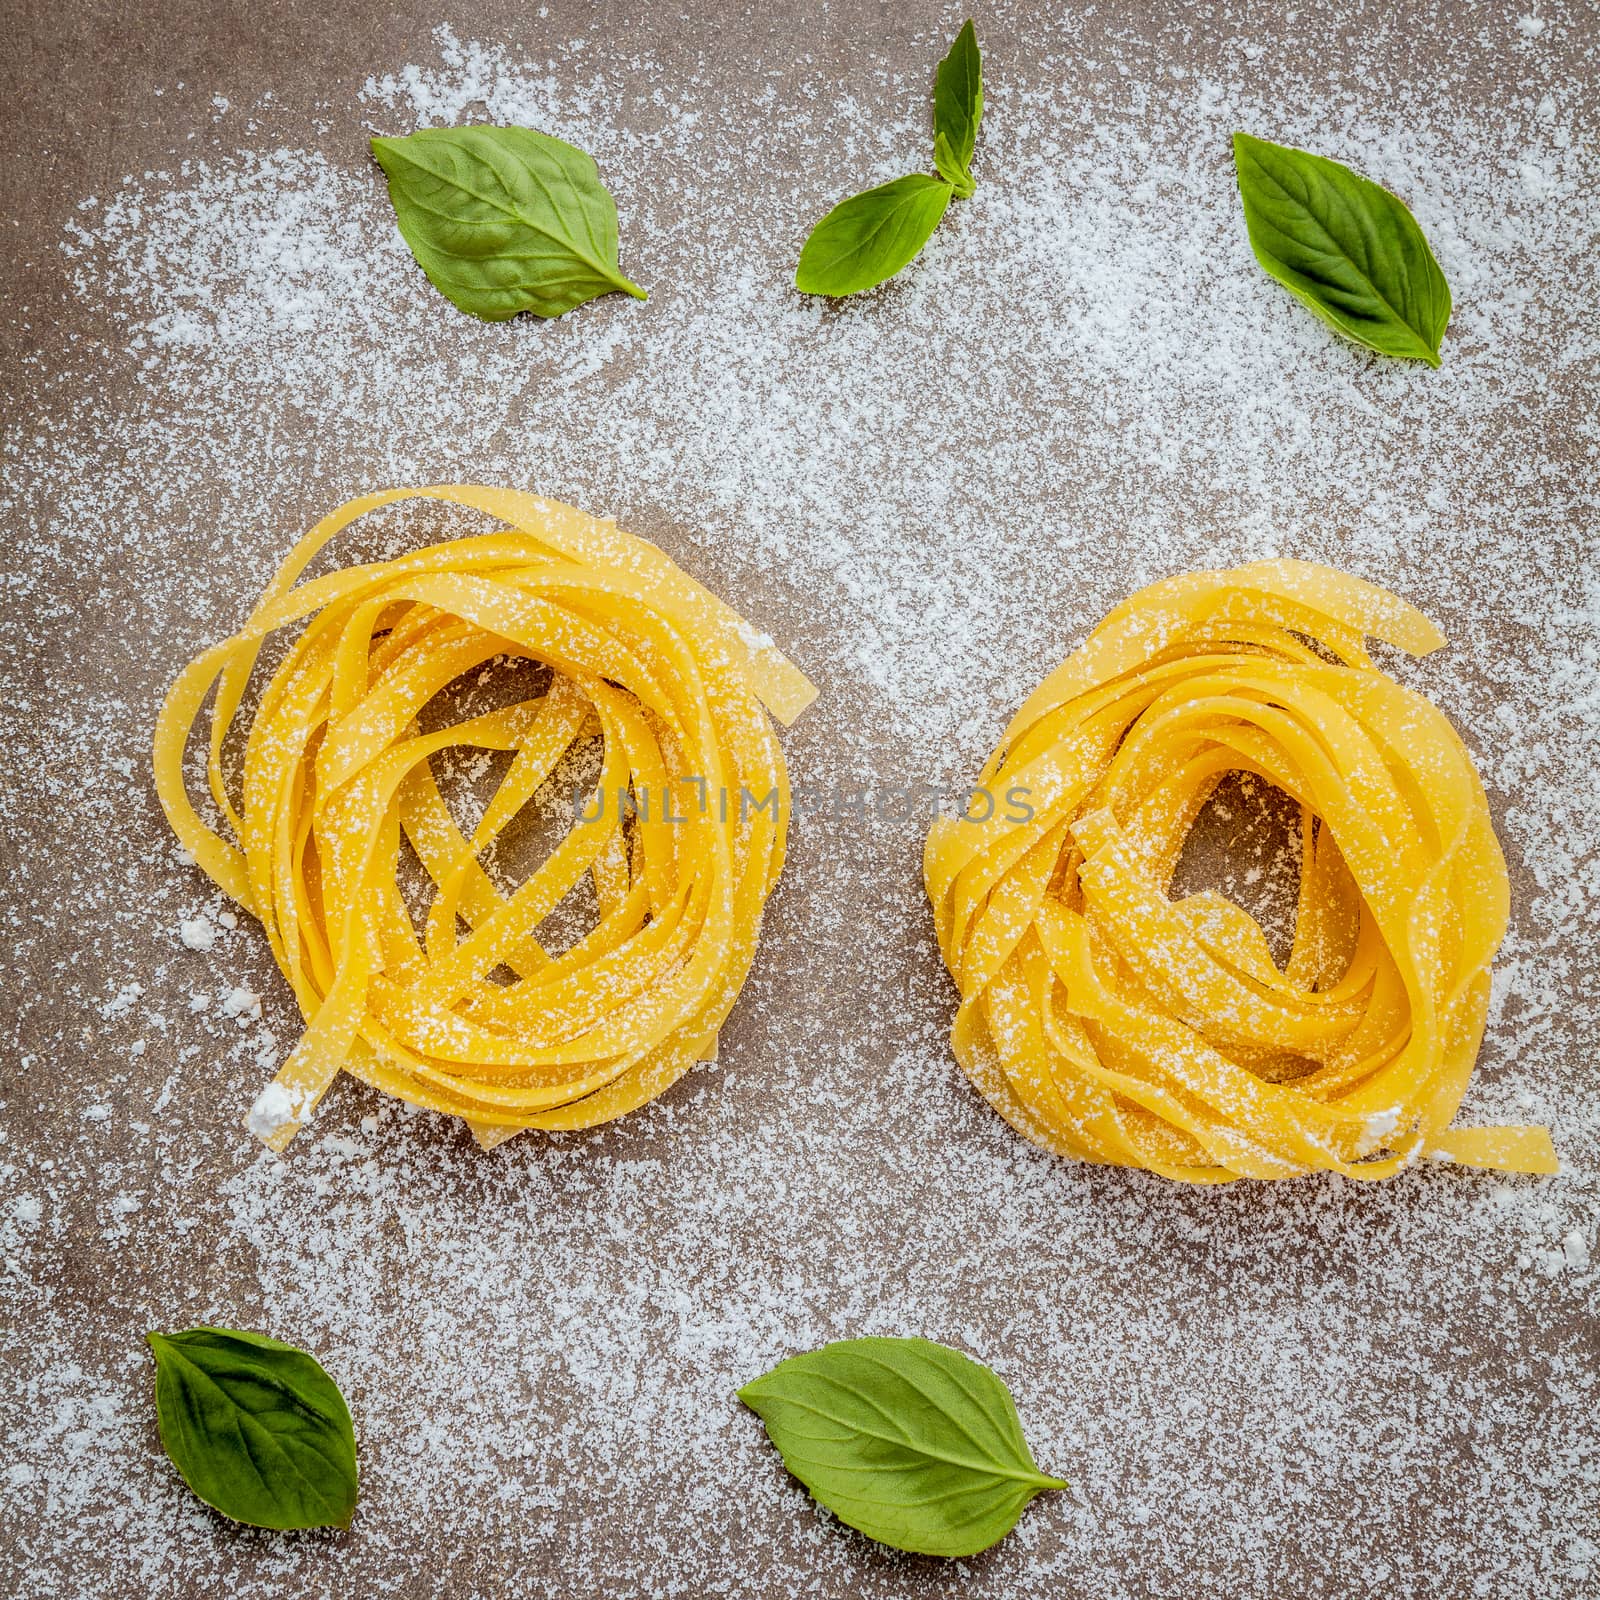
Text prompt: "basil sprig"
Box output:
[[796, 20, 983, 296], [148, 1327, 359, 1530], [739, 1336, 1066, 1557], [1232, 131, 1451, 365], [371, 124, 647, 321]]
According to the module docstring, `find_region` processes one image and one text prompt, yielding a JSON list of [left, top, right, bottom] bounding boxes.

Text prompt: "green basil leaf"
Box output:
[[739, 1336, 1066, 1557], [148, 1327, 358, 1530], [932, 19, 982, 197], [1232, 131, 1451, 365], [933, 131, 974, 200], [795, 175, 953, 297], [370, 125, 647, 322]]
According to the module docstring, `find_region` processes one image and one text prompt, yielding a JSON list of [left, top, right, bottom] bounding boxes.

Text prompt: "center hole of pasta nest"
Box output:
[[1169, 770, 1304, 969], [399, 653, 610, 972]]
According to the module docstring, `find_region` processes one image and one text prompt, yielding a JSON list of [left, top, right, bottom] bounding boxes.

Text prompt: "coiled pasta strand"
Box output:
[[925, 560, 1556, 1182], [154, 485, 815, 1151]]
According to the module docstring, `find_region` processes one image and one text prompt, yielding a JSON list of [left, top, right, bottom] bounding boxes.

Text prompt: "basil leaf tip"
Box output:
[[1231, 130, 1451, 366], [147, 1326, 359, 1531], [371, 124, 647, 323], [933, 19, 983, 197], [739, 1335, 1066, 1557], [795, 175, 954, 297]]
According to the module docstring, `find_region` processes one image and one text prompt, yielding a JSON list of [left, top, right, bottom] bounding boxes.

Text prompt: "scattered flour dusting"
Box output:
[[2, 6, 1598, 1600]]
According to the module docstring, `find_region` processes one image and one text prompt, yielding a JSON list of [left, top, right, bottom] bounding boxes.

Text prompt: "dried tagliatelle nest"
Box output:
[[925, 560, 1557, 1183], [154, 485, 815, 1151]]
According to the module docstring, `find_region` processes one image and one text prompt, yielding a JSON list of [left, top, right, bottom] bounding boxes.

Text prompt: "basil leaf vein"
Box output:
[[795, 175, 954, 297], [933, 19, 983, 196], [1232, 130, 1451, 365], [371, 125, 647, 322], [148, 1327, 359, 1530], [739, 1336, 1066, 1557]]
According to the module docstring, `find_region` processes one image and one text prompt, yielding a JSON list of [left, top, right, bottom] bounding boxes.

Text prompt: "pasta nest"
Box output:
[[154, 486, 815, 1151], [925, 561, 1556, 1182]]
